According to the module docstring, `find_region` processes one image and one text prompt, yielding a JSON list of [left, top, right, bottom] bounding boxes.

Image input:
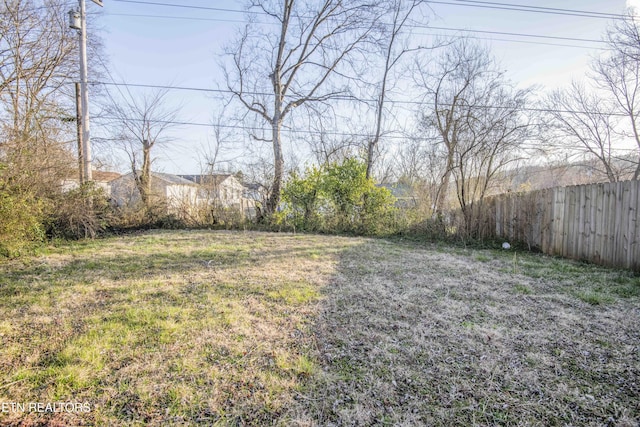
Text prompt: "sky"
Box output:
[[87, 0, 638, 174]]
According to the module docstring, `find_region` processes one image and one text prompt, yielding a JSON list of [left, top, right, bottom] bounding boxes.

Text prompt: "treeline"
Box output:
[[0, 0, 98, 256], [2, 0, 640, 257]]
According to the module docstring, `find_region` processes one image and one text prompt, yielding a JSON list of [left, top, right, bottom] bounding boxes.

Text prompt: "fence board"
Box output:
[[486, 180, 640, 271], [633, 181, 640, 270], [542, 188, 553, 254], [587, 184, 597, 263], [578, 186, 587, 260], [598, 184, 609, 265], [607, 183, 618, 266]]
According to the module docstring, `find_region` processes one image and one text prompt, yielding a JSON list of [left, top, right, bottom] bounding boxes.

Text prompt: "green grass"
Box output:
[[574, 290, 616, 305], [467, 246, 640, 304], [513, 283, 533, 295], [1, 230, 639, 426], [0, 230, 360, 425]]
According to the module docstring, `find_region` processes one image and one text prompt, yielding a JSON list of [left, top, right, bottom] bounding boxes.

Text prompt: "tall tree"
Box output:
[[0, 0, 108, 252], [414, 40, 490, 215], [0, 0, 80, 192], [415, 40, 531, 235], [544, 13, 640, 182], [224, 0, 380, 216], [365, 0, 425, 179], [592, 13, 640, 179], [104, 87, 180, 208], [545, 81, 625, 183]]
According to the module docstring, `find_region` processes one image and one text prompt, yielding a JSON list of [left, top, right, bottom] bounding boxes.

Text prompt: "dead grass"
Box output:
[[291, 241, 640, 426], [1, 231, 639, 426]]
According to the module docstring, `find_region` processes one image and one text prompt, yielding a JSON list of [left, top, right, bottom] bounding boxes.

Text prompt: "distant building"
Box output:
[[61, 171, 121, 197], [377, 183, 417, 208], [109, 172, 200, 214], [178, 174, 247, 209]]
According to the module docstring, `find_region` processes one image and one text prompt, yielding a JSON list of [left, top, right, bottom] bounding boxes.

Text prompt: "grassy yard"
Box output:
[[0, 231, 638, 426]]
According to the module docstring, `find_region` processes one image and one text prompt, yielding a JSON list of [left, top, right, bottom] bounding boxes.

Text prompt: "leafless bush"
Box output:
[[47, 184, 112, 239]]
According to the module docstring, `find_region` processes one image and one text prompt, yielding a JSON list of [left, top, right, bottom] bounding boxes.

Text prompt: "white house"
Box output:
[[179, 174, 254, 212], [110, 172, 200, 213], [61, 171, 121, 197]]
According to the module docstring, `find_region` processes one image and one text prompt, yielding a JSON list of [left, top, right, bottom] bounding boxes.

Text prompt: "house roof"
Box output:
[[64, 170, 121, 183], [111, 172, 198, 186], [377, 183, 414, 199], [244, 182, 267, 191], [178, 174, 238, 186], [92, 171, 121, 182], [150, 172, 199, 186]]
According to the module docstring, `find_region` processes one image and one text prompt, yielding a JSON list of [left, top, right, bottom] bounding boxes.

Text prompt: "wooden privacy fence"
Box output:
[[481, 180, 640, 271]]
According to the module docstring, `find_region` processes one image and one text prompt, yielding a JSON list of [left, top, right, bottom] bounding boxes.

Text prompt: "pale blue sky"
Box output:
[[89, 0, 635, 173]]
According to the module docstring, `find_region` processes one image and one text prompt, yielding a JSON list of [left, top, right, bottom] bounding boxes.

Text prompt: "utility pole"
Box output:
[[78, 0, 92, 182], [70, 0, 102, 183], [75, 82, 84, 184]]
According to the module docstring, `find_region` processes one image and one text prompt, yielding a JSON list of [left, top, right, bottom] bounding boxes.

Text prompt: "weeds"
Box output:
[[1, 231, 638, 426]]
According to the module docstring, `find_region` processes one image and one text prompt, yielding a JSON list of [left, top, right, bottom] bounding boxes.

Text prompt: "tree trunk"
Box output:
[[266, 117, 284, 215], [433, 150, 454, 216], [137, 142, 152, 207]]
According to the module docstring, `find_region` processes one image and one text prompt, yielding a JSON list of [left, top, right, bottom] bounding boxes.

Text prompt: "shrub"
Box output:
[[279, 158, 396, 235], [0, 189, 46, 257], [46, 183, 113, 239], [281, 167, 323, 231], [109, 199, 184, 231], [190, 204, 249, 230]]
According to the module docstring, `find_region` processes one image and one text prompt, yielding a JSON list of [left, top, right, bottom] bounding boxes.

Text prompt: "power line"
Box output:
[[34, 13, 595, 50], [425, 0, 628, 20], [425, 26, 604, 45], [425, 36, 603, 50], [111, 0, 629, 21], [445, 0, 625, 20], [93, 114, 395, 139], [111, 0, 246, 14], [92, 81, 633, 117], [103, 12, 605, 49], [104, 0, 614, 50], [95, 81, 245, 95], [107, 13, 246, 24], [89, 114, 640, 154]]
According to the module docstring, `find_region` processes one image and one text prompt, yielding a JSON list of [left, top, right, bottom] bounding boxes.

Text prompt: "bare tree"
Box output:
[[196, 107, 238, 176], [365, 0, 427, 179], [297, 102, 360, 166], [224, 0, 380, 216], [592, 13, 640, 179], [394, 137, 426, 184], [545, 81, 626, 183], [1, 0, 74, 105], [104, 87, 180, 207], [414, 40, 491, 215], [0, 0, 80, 192], [542, 13, 640, 183], [415, 39, 532, 235]]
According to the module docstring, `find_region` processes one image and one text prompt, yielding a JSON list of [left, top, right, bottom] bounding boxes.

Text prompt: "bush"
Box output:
[[0, 189, 46, 257], [46, 183, 113, 239], [109, 200, 184, 231], [190, 203, 250, 230], [278, 158, 397, 235], [401, 214, 450, 241], [280, 166, 323, 231]]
